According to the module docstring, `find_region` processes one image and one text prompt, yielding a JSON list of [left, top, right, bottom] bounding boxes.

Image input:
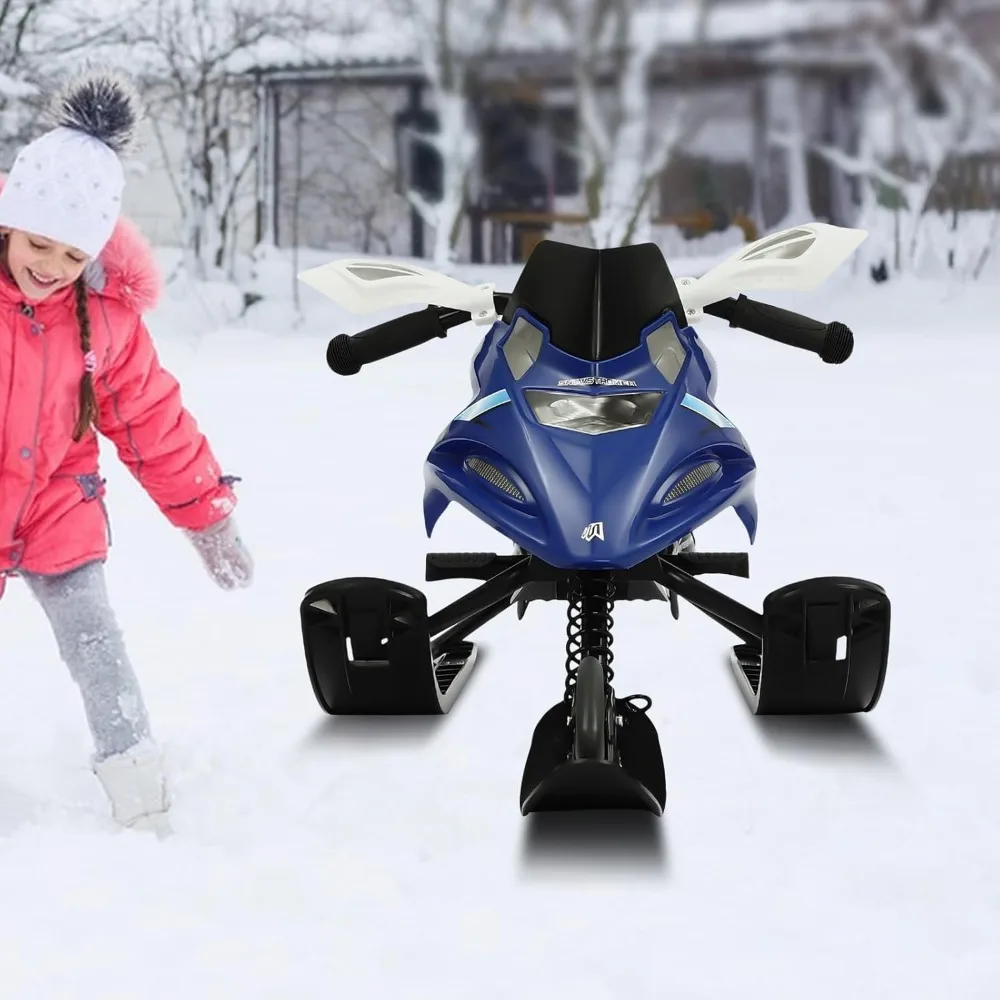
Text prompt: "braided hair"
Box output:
[[72, 276, 97, 441], [2, 234, 96, 441]]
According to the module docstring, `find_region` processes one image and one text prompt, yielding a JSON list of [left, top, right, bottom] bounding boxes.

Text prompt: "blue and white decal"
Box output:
[[454, 388, 511, 423], [680, 393, 734, 428]]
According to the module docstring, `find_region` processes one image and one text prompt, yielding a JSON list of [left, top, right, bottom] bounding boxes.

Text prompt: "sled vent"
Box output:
[[732, 644, 761, 695], [465, 457, 525, 500], [434, 642, 477, 699], [664, 461, 720, 501], [435, 660, 463, 694]]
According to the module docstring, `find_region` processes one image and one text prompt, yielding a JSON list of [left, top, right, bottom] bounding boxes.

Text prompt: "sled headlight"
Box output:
[[524, 390, 663, 435]]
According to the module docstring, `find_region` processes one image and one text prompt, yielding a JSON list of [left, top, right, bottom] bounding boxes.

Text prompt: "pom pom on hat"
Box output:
[[0, 65, 142, 258], [44, 66, 144, 156]]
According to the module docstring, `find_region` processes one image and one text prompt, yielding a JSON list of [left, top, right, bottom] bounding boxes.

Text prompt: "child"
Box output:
[[0, 67, 254, 833]]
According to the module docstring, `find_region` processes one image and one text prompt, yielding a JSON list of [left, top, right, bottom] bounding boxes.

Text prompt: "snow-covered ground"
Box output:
[[1, 247, 998, 997]]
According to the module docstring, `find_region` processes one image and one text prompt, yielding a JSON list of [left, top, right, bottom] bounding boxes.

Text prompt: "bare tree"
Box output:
[[3, 1, 152, 161], [285, 85, 406, 255], [280, 83, 403, 313], [783, 0, 1000, 274], [0, 1, 39, 154], [0, 1, 40, 95], [387, 0, 513, 266], [120, 0, 328, 280], [307, 148, 401, 256], [552, 0, 714, 248]]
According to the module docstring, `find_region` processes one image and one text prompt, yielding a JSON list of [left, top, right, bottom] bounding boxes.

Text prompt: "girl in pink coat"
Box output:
[[0, 68, 253, 833]]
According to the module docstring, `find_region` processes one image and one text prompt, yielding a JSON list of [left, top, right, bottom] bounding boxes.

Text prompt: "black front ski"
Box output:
[[519, 700, 666, 815]]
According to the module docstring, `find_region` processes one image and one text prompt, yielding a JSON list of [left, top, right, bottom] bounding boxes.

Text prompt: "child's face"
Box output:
[[1, 228, 89, 301]]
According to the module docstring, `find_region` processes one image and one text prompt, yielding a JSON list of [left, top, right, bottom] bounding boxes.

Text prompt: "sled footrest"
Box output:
[[425, 552, 523, 581], [668, 551, 749, 578], [300, 577, 478, 714], [730, 576, 890, 715]]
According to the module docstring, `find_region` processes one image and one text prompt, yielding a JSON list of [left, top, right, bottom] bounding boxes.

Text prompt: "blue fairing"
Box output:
[[423, 308, 758, 570]]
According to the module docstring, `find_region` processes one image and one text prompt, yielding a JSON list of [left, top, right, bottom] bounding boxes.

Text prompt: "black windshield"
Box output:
[[500, 240, 686, 362]]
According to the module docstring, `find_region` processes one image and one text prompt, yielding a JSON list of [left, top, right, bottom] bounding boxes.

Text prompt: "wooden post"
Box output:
[[254, 74, 267, 245], [406, 79, 426, 258], [468, 84, 484, 264], [826, 72, 857, 226], [469, 203, 484, 262], [750, 76, 768, 232], [254, 75, 280, 247], [270, 84, 281, 246]]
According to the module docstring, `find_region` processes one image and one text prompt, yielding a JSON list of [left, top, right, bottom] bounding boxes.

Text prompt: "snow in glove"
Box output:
[[186, 516, 254, 589]]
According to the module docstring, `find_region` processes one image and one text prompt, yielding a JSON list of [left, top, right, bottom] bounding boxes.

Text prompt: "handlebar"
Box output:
[[702, 294, 854, 363], [327, 305, 455, 375], [325, 290, 853, 376], [326, 295, 511, 375]]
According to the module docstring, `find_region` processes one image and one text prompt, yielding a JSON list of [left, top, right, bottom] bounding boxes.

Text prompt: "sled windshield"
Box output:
[[500, 241, 687, 362]]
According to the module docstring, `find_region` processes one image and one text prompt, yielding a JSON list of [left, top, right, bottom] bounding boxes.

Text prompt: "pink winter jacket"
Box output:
[[0, 178, 238, 597]]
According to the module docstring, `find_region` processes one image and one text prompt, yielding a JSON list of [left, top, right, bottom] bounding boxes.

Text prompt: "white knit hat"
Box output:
[[0, 68, 141, 258]]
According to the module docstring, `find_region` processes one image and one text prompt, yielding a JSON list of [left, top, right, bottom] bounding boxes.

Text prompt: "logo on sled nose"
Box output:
[[581, 521, 605, 542]]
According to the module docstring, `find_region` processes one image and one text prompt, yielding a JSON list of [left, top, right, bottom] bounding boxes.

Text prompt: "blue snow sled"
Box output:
[[297, 224, 891, 816]]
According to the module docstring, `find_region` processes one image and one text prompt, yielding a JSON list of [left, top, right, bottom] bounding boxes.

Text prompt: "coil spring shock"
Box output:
[[564, 576, 617, 705]]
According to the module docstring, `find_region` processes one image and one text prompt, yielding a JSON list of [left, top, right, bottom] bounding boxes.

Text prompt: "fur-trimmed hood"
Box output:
[[0, 171, 161, 313]]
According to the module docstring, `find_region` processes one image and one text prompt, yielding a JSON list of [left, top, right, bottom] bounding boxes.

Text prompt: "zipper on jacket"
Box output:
[[1, 304, 19, 493], [7, 306, 47, 549]]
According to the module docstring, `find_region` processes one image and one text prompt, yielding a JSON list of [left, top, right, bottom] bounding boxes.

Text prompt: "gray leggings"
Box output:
[[21, 560, 151, 762]]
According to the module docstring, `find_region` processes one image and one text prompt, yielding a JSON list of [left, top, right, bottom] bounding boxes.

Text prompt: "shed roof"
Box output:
[[233, 0, 891, 78]]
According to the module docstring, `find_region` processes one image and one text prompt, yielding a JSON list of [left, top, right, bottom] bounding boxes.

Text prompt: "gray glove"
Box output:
[[186, 516, 253, 590]]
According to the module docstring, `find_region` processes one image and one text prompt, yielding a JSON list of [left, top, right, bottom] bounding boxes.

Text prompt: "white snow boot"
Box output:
[[93, 738, 171, 834]]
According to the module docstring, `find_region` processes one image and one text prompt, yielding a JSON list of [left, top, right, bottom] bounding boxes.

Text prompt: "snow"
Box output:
[[0, 72, 36, 100], [235, 0, 893, 74], [1, 245, 999, 996]]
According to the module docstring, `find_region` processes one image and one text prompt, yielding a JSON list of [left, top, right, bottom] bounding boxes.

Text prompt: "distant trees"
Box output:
[[552, 0, 714, 248], [121, 0, 325, 279], [386, 0, 513, 265], [801, 0, 1000, 275]]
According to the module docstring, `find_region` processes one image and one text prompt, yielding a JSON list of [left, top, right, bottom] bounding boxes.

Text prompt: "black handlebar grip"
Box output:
[[326, 334, 362, 375], [326, 305, 449, 375], [818, 321, 853, 364], [704, 294, 854, 364]]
